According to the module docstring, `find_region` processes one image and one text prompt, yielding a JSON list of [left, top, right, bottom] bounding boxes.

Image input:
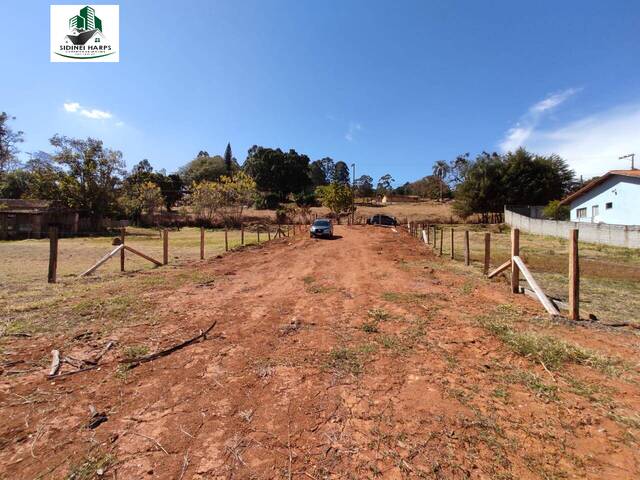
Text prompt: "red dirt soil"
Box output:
[[1, 225, 639, 479]]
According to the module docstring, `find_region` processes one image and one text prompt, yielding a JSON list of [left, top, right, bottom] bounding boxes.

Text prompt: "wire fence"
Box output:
[[406, 221, 640, 326]]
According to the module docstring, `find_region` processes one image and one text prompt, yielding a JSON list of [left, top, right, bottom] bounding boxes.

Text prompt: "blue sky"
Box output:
[[1, 1, 639, 183]]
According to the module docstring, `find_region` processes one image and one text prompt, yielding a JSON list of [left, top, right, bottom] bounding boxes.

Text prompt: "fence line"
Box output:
[[405, 221, 580, 320], [46, 222, 307, 283]]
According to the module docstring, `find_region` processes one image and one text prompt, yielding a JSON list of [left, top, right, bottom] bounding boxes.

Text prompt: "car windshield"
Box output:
[[313, 220, 330, 227]]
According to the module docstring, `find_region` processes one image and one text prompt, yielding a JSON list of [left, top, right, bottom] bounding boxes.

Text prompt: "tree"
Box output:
[[125, 160, 184, 212], [0, 112, 24, 174], [310, 157, 335, 187], [354, 175, 374, 197], [376, 174, 394, 195], [155, 172, 184, 211], [190, 171, 256, 225], [22, 152, 65, 202], [224, 143, 233, 174], [543, 200, 570, 220], [452, 152, 504, 220], [179, 154, 228, 184], [449, 154, 470, 186], [333, 161, 350, 185], [432, 160, 450, 201], [0, 169, 30, 198], [316, 183, 354, 217], [49, 135, 125, 226], [120, 181, 164, 222], [243, 146, 311, 200], [432, 160, 450, 181], [394, 175, 451, 200], [453, 148, 576, 222]]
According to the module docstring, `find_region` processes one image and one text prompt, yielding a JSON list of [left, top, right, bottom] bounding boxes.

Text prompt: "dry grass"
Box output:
[[429, 224, 640, 324], [478, 305, 622, 373], [0, 227, 262, 337]]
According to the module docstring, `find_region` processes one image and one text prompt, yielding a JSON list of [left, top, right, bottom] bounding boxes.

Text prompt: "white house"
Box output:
[[560, 170, 640, 225]]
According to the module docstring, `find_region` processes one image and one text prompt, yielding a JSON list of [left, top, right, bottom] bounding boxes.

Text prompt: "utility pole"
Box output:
[[619, 153, 636, 170]]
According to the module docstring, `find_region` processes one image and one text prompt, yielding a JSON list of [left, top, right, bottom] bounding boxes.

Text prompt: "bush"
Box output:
[[543, 200, 570, 220], [294, 191, 318, 207], [254, 192, 281, 210]]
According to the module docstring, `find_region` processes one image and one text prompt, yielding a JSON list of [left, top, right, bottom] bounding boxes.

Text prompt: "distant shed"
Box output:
[[0, 199, 79, 240]]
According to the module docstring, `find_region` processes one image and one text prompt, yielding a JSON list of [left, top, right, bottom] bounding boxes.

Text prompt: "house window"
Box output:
[[592, 205, 599, 217], [95, 37, 100, 43], [576, 208, 587, 219], [606, 202, 613, 209]]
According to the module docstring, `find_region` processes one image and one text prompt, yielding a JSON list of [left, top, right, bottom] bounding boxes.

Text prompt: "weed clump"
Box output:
[[479, 306, 621, 373]]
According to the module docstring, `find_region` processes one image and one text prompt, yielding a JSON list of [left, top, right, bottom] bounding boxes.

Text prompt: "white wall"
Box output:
[[569, 175, 640, 225], [505, 207, 640, 248]]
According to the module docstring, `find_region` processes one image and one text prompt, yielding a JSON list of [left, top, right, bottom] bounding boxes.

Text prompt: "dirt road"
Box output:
[[1, 225, 639, 479]]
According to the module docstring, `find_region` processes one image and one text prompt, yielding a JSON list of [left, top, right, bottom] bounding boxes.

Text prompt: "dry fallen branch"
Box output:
[[48, 350, 60, 377], [121, 320, 217, 367], [87, 341, 116, 365], [48, 365, 97, 380]]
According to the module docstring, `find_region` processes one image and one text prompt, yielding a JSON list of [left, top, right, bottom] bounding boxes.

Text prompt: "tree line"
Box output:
[[1, 110, 584, 227], [0, 112, 389, 226]]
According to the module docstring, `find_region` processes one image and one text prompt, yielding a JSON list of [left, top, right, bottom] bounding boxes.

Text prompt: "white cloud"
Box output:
[[500, 88, 580, 152], [345, 121, 362, 142], [530, 88, 579, 114], [80, 108, 112, 119], [515, 104, 640, 178], [63, 101, 113, 120], [63, 102, 80, 112]]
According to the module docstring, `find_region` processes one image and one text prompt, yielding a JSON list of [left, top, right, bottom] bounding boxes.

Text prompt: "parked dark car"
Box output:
[[310, 218, 333, 238], [367, 214, 397, 226]]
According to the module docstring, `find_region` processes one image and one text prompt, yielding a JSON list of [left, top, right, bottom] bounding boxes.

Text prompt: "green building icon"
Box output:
[[69, 6, 103, 32]]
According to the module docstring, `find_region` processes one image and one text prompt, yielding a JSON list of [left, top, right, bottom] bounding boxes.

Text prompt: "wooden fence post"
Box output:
[[224, 226, 229, 251], [432, 225, 437, 248], [484, 232, 491, 275], [569, 229, 579, 320], [426, 224, 430, 243], [439, 228, 443, 256], [48, 226, 58, 283], [200, 226, 205, 260], [257, 226, 261, 244], [511, 228, 520, 293], [450, 228, 454, 260], [464, 230, 470, 265], [163, 229, 168, 265], [267, 226, 271, 241], [241, 222, 245, 245], [120, 227, 125, 272]]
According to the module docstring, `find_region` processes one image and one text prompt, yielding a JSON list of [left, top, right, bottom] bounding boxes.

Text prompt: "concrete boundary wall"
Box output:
[[504, 208, 640, 248]]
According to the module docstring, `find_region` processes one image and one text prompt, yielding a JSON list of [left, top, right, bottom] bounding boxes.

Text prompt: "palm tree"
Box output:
[[432, 160, 449, 202]]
